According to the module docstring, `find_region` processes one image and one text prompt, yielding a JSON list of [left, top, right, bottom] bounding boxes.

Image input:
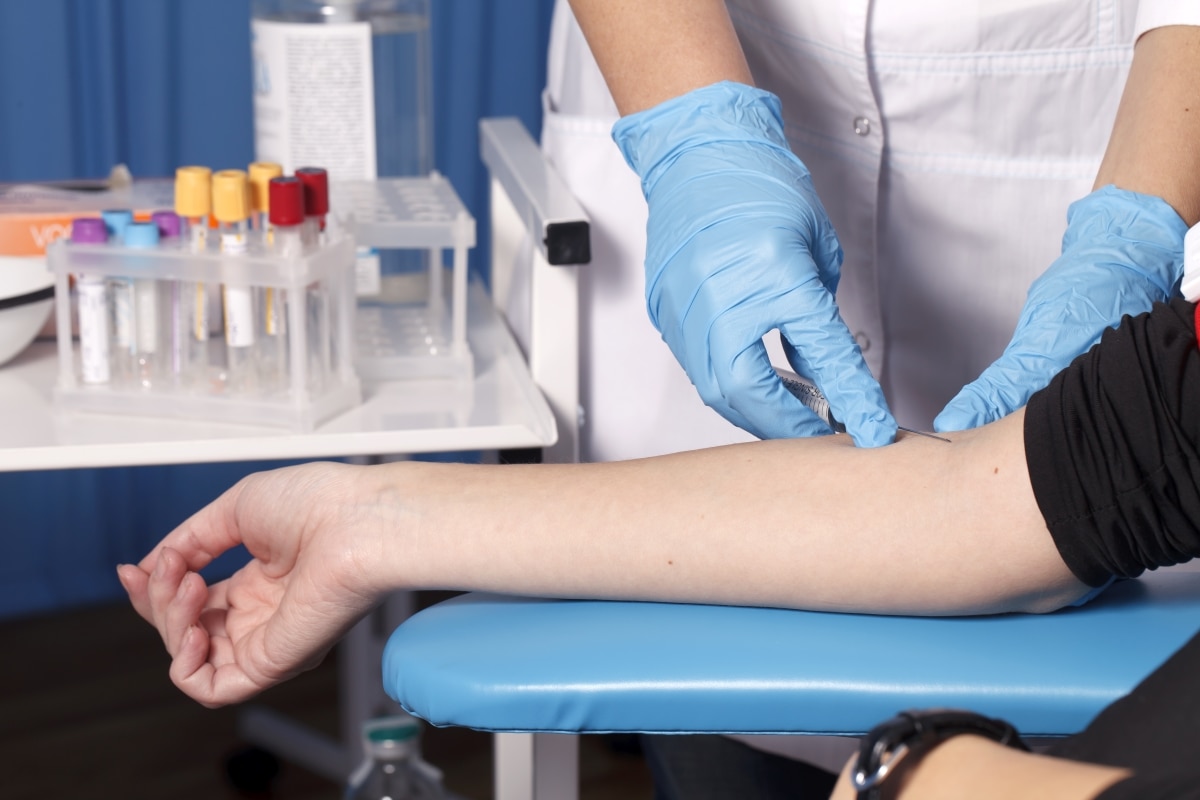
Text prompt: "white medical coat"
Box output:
[[533, 0, 1200, 467]]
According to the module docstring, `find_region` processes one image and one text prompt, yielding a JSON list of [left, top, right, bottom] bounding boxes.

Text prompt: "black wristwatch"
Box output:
[[853, 709, 1029, 800]]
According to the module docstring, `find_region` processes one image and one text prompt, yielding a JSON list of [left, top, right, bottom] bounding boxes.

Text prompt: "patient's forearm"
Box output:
[[567, 0, 752, 114], [376, 410, 1086, 615]]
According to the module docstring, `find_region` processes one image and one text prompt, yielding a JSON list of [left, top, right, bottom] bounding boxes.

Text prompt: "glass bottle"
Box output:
[[344, 714, 446, 800], [249, 0, 433, 181]]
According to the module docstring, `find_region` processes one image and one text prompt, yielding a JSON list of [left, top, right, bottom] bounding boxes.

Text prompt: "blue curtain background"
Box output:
[[0, 0, 554, 619]]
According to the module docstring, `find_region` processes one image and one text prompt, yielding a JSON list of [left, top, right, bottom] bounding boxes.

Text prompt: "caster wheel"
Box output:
[[225, 745, 282, 795]]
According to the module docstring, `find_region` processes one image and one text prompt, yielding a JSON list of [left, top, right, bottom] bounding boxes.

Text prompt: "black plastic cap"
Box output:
[[544, 221, 591, 266]]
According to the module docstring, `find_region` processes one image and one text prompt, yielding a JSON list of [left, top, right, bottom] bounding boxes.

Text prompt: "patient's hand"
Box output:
[[118, 462, 388, 708]]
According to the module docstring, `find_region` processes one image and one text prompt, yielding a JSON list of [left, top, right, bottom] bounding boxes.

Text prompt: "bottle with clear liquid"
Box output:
[[250, 0, 432, 180], [344, 714, 446, 800], [250, 0, 434, 300]]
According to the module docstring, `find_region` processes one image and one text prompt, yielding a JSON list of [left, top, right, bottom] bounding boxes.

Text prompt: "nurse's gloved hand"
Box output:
[[935, 185, 1188, 432], [612, 81, 896, 446]]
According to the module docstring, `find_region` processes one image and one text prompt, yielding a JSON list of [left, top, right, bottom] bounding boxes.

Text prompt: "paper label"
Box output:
[[193, 282, 209, 342], [224, 286, 256, 348], [77, 279, 109, 384], [252, 18, 377, 180], [135, 279, 158, 352], [220, 230, 248, 255], [111, 279, 134, 349], [355, 246, 382, 296]]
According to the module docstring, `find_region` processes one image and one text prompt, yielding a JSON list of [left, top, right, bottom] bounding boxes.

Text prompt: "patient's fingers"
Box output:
[[168, 625, 241, 709], [146, 548, 189, 648], [138, 479, 252, 578], [163, 572, 207, 657], [207, 636, 247, 684], [117, 564, 151, 622], [169, 624, 210, 691], [170, 629, 263, 708]]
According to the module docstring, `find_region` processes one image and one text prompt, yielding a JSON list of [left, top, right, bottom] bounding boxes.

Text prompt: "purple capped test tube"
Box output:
[[71, 217, 110, 384], [71, 216, 108, 244], [149, 210, 191, 382], [151, 210, 182, 241]]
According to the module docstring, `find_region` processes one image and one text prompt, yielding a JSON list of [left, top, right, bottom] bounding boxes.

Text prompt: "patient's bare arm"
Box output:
[[118, 406, 1084, 707], [390, 410, 1082, 616], [125, 295, 1200, 708]]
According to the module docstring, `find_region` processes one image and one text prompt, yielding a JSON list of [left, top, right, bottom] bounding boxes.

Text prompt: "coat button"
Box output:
[[853, 117, 872, 136], [854, 331, 871, 352]]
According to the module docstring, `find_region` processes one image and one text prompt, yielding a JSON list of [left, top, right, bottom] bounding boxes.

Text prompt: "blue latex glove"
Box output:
[[935, 185, 1188, 432], [612, 82, 896, 446]]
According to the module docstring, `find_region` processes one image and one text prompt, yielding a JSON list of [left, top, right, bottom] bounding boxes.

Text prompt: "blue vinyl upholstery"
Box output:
[[384, 570, 1200, 738]]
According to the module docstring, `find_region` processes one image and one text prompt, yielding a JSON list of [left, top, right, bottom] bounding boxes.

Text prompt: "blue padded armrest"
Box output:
[[383, 570, 1200, 737]]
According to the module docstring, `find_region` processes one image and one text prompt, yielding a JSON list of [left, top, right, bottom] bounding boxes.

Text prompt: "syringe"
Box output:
[[774, 367, 950, 442]]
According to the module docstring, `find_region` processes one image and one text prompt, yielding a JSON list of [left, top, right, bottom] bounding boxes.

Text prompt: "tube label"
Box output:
[[111, 279, 134, 350], [78, 278, 110, 384], [224, 285, 256, 348], [135, 279, 159, 352]]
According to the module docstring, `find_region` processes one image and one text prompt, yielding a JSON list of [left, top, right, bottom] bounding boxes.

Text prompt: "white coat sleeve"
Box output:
[[1135, 1, 1200, 39]]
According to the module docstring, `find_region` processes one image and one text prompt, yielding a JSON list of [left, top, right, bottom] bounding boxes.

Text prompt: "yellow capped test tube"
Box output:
[[213, 170, 258, 393], [249, 162, 287, 388], [173, 165, 212, 386], [248, 161, 282, 235]]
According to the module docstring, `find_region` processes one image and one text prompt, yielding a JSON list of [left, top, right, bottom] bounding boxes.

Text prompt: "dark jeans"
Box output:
[[640, 734, 838, 800]]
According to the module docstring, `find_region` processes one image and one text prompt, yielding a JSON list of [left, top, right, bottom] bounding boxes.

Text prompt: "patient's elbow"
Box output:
[[1011, 576, 1104, 614]]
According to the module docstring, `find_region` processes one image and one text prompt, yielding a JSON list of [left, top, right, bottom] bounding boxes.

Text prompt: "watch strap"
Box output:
[[853, 709, 1028, 800]]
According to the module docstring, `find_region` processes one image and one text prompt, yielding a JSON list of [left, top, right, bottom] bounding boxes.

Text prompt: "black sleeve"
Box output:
[[1024, 298, 1200, 587]]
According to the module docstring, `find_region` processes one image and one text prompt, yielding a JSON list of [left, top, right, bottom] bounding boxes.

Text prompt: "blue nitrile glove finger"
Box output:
[[778, 322, 897, 442], [613, 81, 896, 446], [935, 185, 1188, 432]]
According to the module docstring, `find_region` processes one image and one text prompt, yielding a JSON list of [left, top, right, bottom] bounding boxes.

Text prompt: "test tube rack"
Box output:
[[332, 172, 476, 382], [48, 233, 361, 432]]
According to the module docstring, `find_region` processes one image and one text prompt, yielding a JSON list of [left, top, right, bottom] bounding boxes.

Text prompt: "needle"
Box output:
[[897, 427, 951, 443], [774, 367, 952, 443]]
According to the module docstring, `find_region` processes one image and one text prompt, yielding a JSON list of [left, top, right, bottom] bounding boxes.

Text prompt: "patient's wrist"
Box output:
[[355, 460, 436, 594], [367, 460, 482, 594], [897, 736, 1128, 800]]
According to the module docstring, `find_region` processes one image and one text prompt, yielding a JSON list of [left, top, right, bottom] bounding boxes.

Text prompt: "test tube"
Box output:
[[124, 221, 163, 388], [101, 208, 134, 241], [152, 210, 182, 243], [295, 167, 329, 249], [248, 161, 282, 237], [213, 169, 257, 393], [174, 166, 212, 385], [263, 176, 306, 392], [70, 217, 110, 385], [296, 167, 331, 389], [250, 165, 284, 392], [151, 210, 188, 385], [269, 177, 306, 258], [174, 166, 212, 251], [101, 209, 136, 385]]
